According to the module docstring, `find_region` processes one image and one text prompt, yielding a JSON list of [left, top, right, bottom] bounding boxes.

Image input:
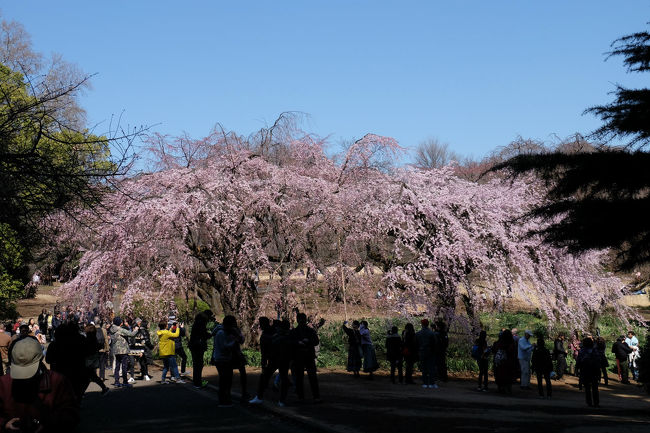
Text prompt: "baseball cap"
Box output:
[[10, 337, 43, 379]]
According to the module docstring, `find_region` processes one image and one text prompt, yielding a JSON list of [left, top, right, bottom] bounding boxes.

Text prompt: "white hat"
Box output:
[[10, 337, 43, 379]]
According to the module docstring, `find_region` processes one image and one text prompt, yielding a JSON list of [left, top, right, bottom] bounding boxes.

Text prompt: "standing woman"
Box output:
[[359, 321, 379, 379], [212, 316, 237, 407], [492, 329, 516, 394], [402, 323, 418, 384], [553, 333, 568, 380], [342, 320, 362, 377]]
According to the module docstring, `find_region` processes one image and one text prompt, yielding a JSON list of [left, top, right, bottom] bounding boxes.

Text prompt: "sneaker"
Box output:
[[181, 370, 191, 377], [431, 384, 439, 389], [422, 384, 429, 389], [144, 375, 151, 381], [112, 382, 122, 388], [169, 377, 177, 383], [278, 401, 286, 407], [249, 396, 264, 404], [123, 383, 133, 388], [161, 381, 168, 385], [128, 377, 135, 384], [175, 378, 186, 384], [477, 387, 483, 391]]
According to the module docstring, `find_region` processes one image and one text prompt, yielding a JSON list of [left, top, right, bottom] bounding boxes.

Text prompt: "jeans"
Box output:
[[162, 355, 180, 381], [216, 361, 233, 405], [114, 354, 129, 384], [519, 359, 531, 387], [419, 352, 436, 386]]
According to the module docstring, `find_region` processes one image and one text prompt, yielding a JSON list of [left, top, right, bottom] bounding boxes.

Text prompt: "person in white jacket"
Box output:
[[518, 330, 534, 389]]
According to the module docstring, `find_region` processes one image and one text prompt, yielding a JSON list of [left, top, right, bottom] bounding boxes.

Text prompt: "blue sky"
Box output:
[[2, 1, 648, 160]]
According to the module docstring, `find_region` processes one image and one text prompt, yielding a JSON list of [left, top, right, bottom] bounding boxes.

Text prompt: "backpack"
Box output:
[[471, 344, 481, 360], [579, 348, 601, 377], [494, 348, 507, 367]]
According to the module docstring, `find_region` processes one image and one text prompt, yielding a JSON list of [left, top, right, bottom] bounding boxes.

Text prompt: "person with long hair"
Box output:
[[492, 329, 516, 394], [402, 323, 418, 384], [212, 315, 238, 407]]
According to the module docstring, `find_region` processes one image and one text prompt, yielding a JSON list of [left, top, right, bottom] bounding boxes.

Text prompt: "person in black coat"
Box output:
[[342, 321, 362, 377], [188, 310, 213, 388], [402, 323, 418, 384], [290, 313, 320, 401], [611, 335, 633, 384], [577, 337, 605, 407], [531, 336, 553, 398]]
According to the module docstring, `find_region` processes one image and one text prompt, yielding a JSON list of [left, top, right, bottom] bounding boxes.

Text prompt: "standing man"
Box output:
[[415, 319, 437, 389], [290, 313, 321, 402], [612, 335, 633, 384], [625, 331, 639, 381], [518, 330, 534, 390]]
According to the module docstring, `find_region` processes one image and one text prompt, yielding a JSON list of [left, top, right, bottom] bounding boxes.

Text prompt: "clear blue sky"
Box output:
[[2, 1, 648, 159]]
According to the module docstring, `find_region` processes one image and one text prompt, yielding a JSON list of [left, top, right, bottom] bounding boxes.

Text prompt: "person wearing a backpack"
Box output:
[[612, 335, 633, 384], [492, 329, 516, 394], [473, 330, 490, 392], [531, 336, 553, 399], [577, 337, 603, 407]]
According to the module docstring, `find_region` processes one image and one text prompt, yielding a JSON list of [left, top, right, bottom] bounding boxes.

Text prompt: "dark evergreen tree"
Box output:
[[495, 23, 650, 271]]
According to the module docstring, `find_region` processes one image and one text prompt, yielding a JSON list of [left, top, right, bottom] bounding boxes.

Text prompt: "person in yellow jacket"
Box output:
[[157, 321, 183, 384]]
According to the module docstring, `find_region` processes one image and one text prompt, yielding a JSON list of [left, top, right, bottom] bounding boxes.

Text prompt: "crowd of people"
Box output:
[[471, 327, 642, 407], [0, 305, 646, 430]]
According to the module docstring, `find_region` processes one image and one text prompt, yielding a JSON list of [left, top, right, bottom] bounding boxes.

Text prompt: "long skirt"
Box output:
[[362, 344, 379, 373], [347, 344, 362, 372]]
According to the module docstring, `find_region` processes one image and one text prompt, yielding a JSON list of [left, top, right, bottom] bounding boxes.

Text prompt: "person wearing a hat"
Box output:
[[517, 330, 534, 390], [0, 337, 78, 432]]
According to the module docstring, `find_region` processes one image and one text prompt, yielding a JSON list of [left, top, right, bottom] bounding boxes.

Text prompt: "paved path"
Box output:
[[79, 366, 650, 433]]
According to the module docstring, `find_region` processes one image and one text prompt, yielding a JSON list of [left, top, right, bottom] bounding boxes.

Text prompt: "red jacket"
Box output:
[[0, 368, 78, 432]]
